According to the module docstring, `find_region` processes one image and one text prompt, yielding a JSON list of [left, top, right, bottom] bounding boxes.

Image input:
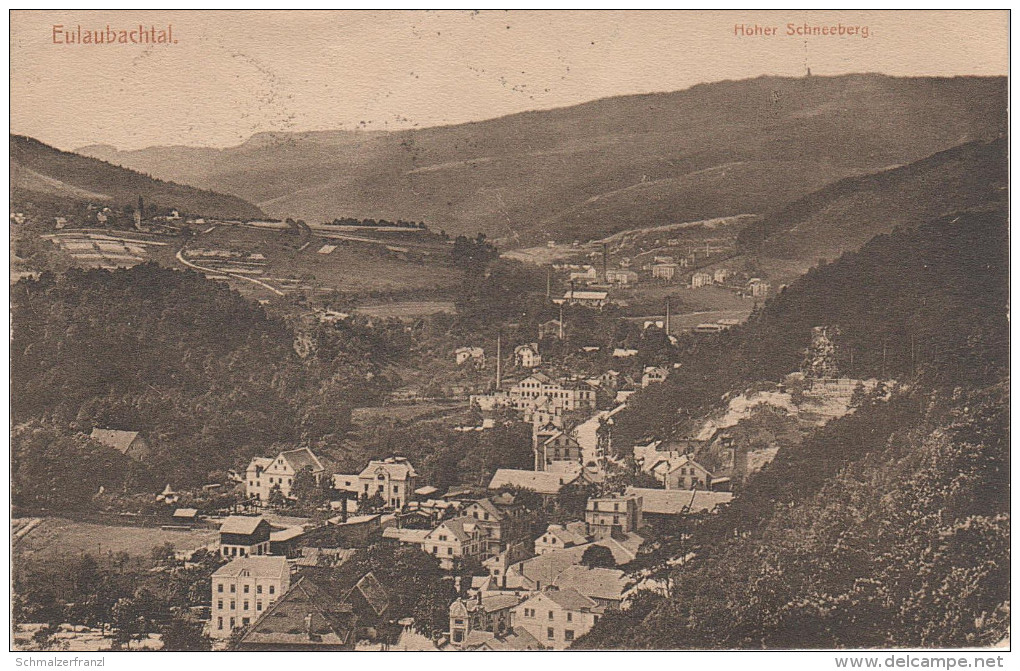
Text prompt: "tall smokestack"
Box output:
[[546, 268, 551, 299], [602, 243, 608, 282], [665, 297, 670, 334], [558, 303, 564, 340], [496, 332, 502, 389]]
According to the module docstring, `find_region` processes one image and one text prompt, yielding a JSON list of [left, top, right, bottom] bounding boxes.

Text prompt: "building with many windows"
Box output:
[[511, 588, 603, 650], [211, 556, 290, 639], [585, 493, 643, 539]]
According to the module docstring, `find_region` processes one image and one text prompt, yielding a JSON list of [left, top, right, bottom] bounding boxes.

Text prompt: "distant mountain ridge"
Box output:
[[11, 135, 264, 220], [741, 136, 1008, 265], [76, 74, 1006, 245]]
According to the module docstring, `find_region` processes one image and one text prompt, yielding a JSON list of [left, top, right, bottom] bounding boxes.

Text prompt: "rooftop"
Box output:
[[488, 469, 580, 496], [382, 527, 430, 544], [232, 577, 354, 649], [541, 586, 601, 612], [358, 457, 418, 481], [219, 516, 268, 536], [212, 555, 289, 579], [624, 487, 733, 515], [270, 526, 305, 542], [564, 290, 609, 300], [551, 565, 628, 602], [279, 447, 325, 474]]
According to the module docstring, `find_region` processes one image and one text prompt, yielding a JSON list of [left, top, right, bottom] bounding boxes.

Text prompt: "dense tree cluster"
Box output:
[[13, 548, 221, 650], [10, 263, 392, 502], [349, 418, 533, 493], [450, 233, 499, 276]]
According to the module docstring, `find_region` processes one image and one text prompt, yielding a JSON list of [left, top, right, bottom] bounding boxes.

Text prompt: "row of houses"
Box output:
[[211, 445, 733, 649], [244, 449, 421, 511], [444, 482, 736, 649]]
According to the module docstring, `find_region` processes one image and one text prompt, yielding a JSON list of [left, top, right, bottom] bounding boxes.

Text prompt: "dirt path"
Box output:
[[175, 247, 285, 296]]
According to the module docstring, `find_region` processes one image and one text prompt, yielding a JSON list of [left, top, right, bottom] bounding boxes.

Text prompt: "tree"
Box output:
[[290, 465, 325, 508], [267, 483, 286, 507], [160, 616, 212, 651], [31, 624, 65, 651], [362, 492, 385, 512], [150, 542, 177, 566], [581, 544, 616, 569]]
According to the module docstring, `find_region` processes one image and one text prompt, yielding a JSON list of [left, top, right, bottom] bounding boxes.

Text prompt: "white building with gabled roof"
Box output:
[[211, 555, 290, 639], [422, 515, 483, 570], [245, 447, 325, 501], [514, 343, 542, 368], [332, 456, 419, 509], [512, 588, 604, 650]]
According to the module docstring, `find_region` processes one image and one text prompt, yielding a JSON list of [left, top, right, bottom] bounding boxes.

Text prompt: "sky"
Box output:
[[10, 10, 1009, 152]]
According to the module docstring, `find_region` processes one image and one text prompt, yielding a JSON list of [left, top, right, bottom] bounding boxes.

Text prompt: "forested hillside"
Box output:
[[11, 135, 264, 219], [10, 264, 402, 504], [737, 137, 1007, 265], [614, 205, 1008, 447], [576, 205, 1009, 648]]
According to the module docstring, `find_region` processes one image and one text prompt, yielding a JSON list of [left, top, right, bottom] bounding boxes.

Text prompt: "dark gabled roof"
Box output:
[[296, 567, 390, 627], [352, 572, 389, 617], [541, 586, 601, 612], [279, 448, 325, 474], [233, 577, 356, 649]]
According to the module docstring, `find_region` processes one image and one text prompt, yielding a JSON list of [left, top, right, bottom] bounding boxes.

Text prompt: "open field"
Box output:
[[191, 225, 462, 296], [41, 230, 179, 269], [502, 244, 590, 265], [12, 517, 218, 560], [354, 300, 457, 319], [618, 283, 756, 315]]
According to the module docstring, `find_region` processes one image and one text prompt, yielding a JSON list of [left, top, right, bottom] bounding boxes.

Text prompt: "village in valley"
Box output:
[[12, 190, 878, 650], [11, 10, 1009, 656]]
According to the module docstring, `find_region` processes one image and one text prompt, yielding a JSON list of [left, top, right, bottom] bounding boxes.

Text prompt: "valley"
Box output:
[[9, 71, 1009, 653]]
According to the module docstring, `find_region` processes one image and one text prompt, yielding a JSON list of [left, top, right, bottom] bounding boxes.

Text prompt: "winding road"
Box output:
[[175, 247, 285, 296]]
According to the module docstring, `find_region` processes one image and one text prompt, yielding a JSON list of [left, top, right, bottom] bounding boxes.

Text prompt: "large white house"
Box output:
[[422, 515, 483, 570], [211, 556, 290, 639], [245, 448, 325, 501], [514, 343, 542, 369], [332, 456, 419, 509], [511, 588, 603, 650]]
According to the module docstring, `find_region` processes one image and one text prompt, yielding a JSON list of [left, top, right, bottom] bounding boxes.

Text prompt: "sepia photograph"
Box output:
[[7, 9, 1010, 659]]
